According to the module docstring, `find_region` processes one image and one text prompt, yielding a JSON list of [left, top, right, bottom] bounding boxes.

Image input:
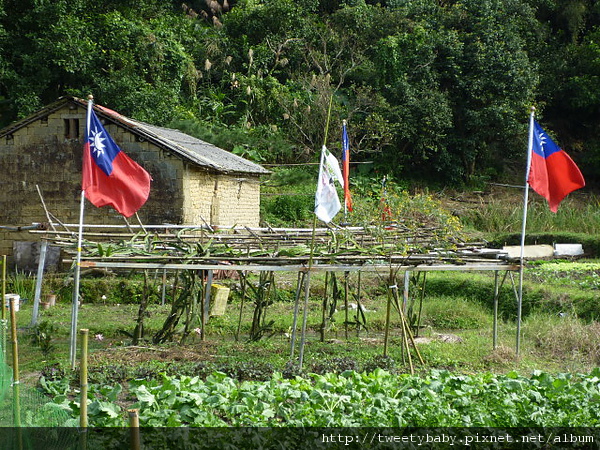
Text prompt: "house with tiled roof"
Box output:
[[0, 96, 270, 260]]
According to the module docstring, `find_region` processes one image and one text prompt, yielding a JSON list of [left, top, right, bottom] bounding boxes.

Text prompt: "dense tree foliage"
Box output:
[[1, 0, 599, 186]]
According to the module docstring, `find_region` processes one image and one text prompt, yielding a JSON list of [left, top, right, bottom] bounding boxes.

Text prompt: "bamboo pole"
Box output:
[[415, 272, 427, 338], [202, 270, 213, 341], [9, 297, 20, 428], [161, 268, 167, 306], [400, 307, 414, 375], [128, 409, 141, 450], [30, 239, 48, 327], [383, 271, 394, 357], [493, 271, 499, 349], [402, 271, 410, 312], [235, 271, 247, 342], [344, 271, 349, 340], [298, 215, 318, 369], [391, 283, 425, 367], [262, 272, 275, 330], [80, 329, 89, 430], [320, 271, 329, 342], [289, 271, 305, 358]]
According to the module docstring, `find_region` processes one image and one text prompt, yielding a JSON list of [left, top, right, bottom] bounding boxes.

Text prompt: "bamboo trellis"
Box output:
[[29, 222, 519, 368]]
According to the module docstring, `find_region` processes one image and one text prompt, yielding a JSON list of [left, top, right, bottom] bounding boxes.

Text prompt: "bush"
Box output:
[[47, 276, 162, 305], [261, 194, 313, 226]]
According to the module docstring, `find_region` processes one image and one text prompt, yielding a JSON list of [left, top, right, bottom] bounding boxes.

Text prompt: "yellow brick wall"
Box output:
[[182, 168, 261, 227]]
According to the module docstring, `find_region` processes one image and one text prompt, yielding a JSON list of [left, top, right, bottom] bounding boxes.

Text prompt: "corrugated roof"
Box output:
[[0, 96, 270, 176]]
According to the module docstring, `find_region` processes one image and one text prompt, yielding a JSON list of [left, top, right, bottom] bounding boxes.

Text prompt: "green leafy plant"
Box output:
[[48, 368, 600, 428], [29, 321, 57, 358]]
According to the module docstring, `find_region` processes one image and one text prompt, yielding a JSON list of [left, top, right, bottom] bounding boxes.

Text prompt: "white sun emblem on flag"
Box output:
[[90, 127, 106, 157], [537, 131, 547, 152]]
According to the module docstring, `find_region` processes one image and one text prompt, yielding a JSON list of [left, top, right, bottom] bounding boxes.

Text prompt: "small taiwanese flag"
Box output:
[[528, 121, 585, 212], [82, 106, 151, 217]]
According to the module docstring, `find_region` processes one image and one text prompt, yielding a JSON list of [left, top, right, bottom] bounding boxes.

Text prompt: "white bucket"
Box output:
[[4, 294, 20, 312]]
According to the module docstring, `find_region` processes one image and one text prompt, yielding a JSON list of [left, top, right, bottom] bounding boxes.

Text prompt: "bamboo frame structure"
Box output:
[[29, 222, 520, 367]]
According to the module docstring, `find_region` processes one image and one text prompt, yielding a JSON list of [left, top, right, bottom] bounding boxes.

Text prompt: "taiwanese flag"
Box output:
[[341, 120, 353, 212], [528, 121, 585, 213], [82, 106, 151, 217]]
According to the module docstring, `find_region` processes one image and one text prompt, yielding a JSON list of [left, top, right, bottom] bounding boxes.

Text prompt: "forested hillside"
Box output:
[[1, 0, 599, 186]]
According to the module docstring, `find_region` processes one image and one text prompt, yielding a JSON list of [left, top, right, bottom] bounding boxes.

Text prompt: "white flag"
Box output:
[[314, 145, 344, 223]]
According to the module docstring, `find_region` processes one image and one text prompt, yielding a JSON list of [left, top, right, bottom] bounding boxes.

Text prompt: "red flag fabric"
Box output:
[[82, 106, 151, 217], [528, 121, 585, 213], [341, 121, 353, 212]]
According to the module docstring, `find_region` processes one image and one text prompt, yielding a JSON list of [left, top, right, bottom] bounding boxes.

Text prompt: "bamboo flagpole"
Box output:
[[298, 95, 336, 368], [516, 106, 536, 356]]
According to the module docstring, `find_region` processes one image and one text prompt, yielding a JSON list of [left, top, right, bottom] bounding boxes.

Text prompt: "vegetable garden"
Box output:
[[2, 190, 600, 449]]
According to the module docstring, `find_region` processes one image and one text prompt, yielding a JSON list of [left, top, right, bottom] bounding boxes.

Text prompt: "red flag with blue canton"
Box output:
[[82, 107, 151, 217], [528, 121, 584, 213], [341, 121, 353, 212]]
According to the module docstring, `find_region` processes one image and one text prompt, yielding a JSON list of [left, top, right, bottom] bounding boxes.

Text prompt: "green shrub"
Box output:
[[261, 194, 313, 226]]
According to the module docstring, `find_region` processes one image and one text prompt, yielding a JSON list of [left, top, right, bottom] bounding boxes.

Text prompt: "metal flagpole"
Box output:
[[517, 106, 536, 356], [69, 97, 92, 367]]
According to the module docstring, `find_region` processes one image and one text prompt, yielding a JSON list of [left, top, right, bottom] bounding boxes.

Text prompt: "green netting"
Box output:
[[0, 318, 77, 450]]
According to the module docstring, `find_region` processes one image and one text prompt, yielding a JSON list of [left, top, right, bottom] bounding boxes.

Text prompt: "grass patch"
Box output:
[[523, 312, 600, 367], [421, 295, 490, 330], [458, 191, 600, 235]]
